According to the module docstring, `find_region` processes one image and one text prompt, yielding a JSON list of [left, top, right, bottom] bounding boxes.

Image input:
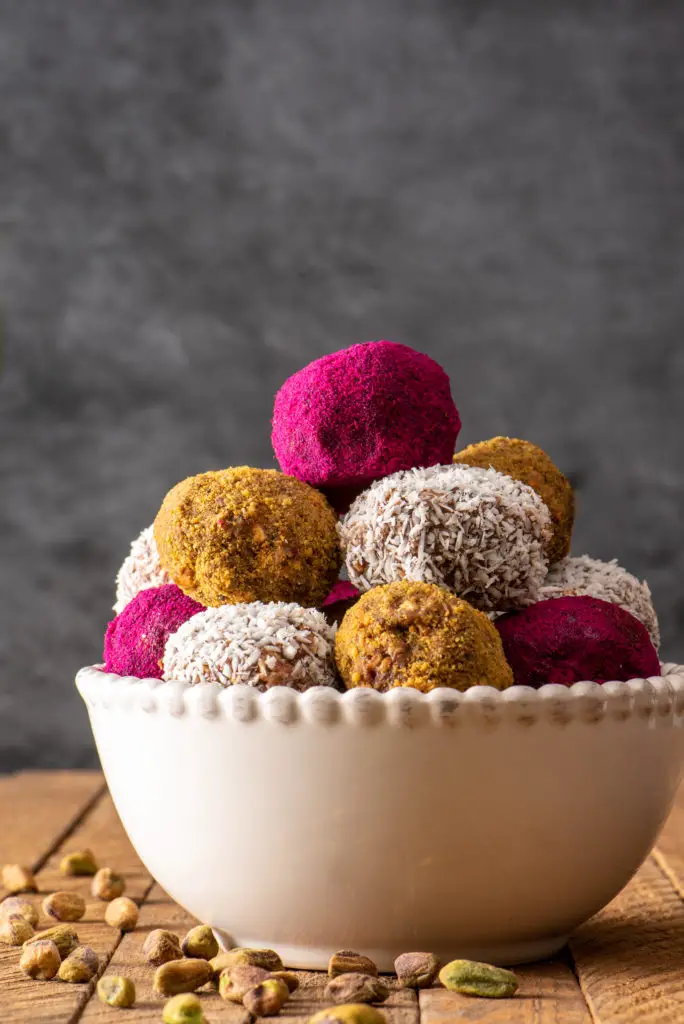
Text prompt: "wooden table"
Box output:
[[2, 772, 684, 1022]]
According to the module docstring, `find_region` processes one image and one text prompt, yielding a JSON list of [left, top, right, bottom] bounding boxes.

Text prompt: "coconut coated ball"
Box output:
[[163, 602, 337, 690], [104, 584, 204, 679], [495, 595, 660, 688], [271, 341, 461, 503], [340, 463, 551, 612], [539, 554, 660, 649], [454, 436, 574, 564], [335, 581, 514, 693], [154, 467, 341, 608], [114, 525, 172, 614]]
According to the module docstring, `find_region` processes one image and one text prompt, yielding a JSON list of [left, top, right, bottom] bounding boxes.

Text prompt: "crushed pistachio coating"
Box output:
[[335, 581, 514, 693], [454, 436, 574, 564], [154, 467, 341, 607]]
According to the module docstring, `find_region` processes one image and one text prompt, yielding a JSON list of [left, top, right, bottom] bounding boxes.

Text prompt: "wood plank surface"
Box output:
[[652, 782, 684, 898], [419, 960, 592, 1023], [0, 772, 104, 875], [570, 855, 684, 1024], [0, 791, 153, 1023]]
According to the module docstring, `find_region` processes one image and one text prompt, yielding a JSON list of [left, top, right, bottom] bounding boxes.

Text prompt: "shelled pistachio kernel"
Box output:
[[143, 929, 183, 966], [91, 867, 125, 901], [104, 896, 139, 931], [272, 970, 300, 993], [0, 896, 39, 927], [58, 945, 99, 983], [218, 964, 270, 1002], [20, 938, 61, 980], [439, 959, 519, 998], [26, 924, 79, 959], [309, 1005, 387, 1024], [243, 977, 290, 1016], [181, 924, 219, 960], [153, 958, 213, 997], [162, 993, 206, 1024], [223, 947, 284, 972], [328, 951, 379, 979], [43, 890, 86, 923], [394, 951, 440, 989], [325, 974, 389, 1005], [0, 914, 34, 945], [97, 975, 136, 1008], [60, 849, 98, 877], [1, 864, 37, 895]]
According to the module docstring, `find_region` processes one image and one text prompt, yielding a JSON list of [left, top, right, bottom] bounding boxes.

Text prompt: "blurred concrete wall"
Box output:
[[1, 1, 683, 769]]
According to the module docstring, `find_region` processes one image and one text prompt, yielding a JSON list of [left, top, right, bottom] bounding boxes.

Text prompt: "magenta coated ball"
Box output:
[[104, 584, 204, 679], [495, 595, 660, 688], [271, 341, 461, 498]]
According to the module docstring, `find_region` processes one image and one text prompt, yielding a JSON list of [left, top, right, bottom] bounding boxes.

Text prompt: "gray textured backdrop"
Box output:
[[1, 1, 683, 771]]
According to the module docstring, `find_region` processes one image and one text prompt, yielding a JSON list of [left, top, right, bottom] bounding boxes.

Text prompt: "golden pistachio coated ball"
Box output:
[[154, 467, 341, 607], [454, 436, 574, 563], [335, 580, 513, 693]]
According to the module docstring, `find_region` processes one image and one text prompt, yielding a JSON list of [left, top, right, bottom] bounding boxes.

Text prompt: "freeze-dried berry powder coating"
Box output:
[[321, 580, 360, 626], [495, 595, 660, 688], [104, 584, 204, 679], [271, 341, 461, 495]]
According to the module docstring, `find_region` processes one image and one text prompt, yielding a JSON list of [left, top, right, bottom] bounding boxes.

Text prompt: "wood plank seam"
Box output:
[[29, 782, 107, 875]]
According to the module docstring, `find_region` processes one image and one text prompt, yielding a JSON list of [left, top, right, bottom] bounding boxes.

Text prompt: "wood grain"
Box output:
[[570, 855, 684, 1024], [0, 792, 152, 1023], [419, 960, 591, 1023], [653, 783, 684, 898], [0, 772, 104, 875]]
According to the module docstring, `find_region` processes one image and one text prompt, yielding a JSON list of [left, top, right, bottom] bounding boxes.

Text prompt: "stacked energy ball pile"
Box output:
[[105, 341, 661, 693]]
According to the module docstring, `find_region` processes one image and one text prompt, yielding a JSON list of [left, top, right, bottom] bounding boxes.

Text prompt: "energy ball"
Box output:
[[454, 437, 574, 563], [540, 554, 660, 649], [154, 467, 340, 608], [495, 595, 661, 688], [340, 464, 551, 612], [163, 603, 337, 690], [114, 525, 171, 614], [335, 581, 514, 693], [104, 584, 204, 679], [321, 580, 360, 626], [271, 341, 461, 504]]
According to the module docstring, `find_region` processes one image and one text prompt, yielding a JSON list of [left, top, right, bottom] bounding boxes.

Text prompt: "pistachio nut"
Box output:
[[1, 864, 37, 895], [326, 974, 389, 1005], [19, 938, 61, 980], [26, 924, 79, 959], [0, 896, 39, 927], [97, 975, 136, 1007], [104, 896, 139, 931], [394, 951, 440, 989], [181, 924, 218, 960], [91, 867, 125, 901], [143, 928, 183, 966], [153, 958, 213, 997], [218, 964, 270, 1002], [309, 1005, 387, 1024], [58, 944, 99, 983], [328, 951, 379, 979], [43, 890, 86, 923], [60, 849, 98, 877], [439, 959, 519, 998], [0, 914, 34, 946], [243, 977, 290, 1016], [162, 992, 207, 1024]]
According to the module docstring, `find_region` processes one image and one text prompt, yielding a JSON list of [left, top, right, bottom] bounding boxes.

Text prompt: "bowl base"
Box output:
[[213, 930, 570, 970]]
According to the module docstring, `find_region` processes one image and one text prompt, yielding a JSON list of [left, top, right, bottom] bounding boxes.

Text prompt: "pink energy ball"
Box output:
[[272, 341, 461, 496], [495, 595, 660, 688], [323, 581, 360, 606], [104, 584, 204, 679]]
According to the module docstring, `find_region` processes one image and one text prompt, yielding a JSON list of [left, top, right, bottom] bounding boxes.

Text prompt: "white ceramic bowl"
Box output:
[[77, 663, 684, 969]]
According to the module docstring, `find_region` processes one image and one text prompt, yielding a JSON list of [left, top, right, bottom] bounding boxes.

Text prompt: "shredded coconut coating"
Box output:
[[340, 464, 552, 612], [335, 580, 513, 692], [114, 525, 172, 614], [539, 554, 660, 649], [163, 602, 338, 690], [454, 436, 574, 564], [154, 467, 341, 608]]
